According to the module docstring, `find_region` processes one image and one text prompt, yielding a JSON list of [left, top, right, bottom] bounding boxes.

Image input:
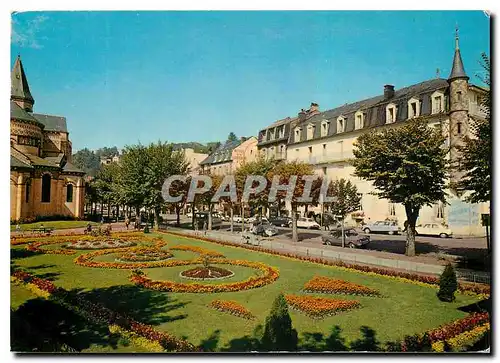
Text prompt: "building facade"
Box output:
[[199, 137, 258, 176], [182, 148, 208, 175], [10, 56, 85, 222], [259, 34, 489, 236]]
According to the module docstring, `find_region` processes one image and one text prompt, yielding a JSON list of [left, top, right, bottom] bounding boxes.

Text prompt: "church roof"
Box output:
[[448, 30, 469, 81], [10, 101, 39, 123], [32, 113, 68, 132], [11, 55, 34, 105], [11, 154, 33, 169], [62, 161, 84, 173]]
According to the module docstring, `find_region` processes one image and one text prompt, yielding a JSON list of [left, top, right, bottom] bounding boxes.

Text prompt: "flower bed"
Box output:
[[26, 240, 77, 255], [116, 248, 173, 262], [395, 312, 490, 352], [11, 269, 198, 352], [285, 294, 360, 319], [129, 259, 279, 293], [75, 248, 196, 269], [210, 300, 255, 320], [180, 266, 234, 280], [162, 231, 490, 297], [66, 238, 137, 250], [169, 244, 225, 258], [304, 275, 380, 296]]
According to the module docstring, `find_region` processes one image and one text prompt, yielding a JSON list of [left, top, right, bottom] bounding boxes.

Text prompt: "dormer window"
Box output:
[[294, 127, 301, 142], [336, 116, 346, 133], [269, 129, 275, 140], [321, 120, 330, 137], [386, 104, 397, 124], [355, 111, 364, 130], [307, 123, 315, 140], [278, 126, 285, 138], [431, 91, 445, 114], [408, 97, 420, 119]]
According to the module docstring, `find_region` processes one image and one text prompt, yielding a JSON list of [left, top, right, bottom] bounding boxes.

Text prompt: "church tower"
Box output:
[[447, 27, 469, 186], [11, 55, 35, 112]]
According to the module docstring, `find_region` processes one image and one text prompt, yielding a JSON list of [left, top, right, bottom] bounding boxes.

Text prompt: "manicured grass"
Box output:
[[11, 220, 98, 231], [11, 232, 481, 352]]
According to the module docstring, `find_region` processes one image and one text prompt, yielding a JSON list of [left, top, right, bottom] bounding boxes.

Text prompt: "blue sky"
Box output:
[[11, 11, 490, 152]]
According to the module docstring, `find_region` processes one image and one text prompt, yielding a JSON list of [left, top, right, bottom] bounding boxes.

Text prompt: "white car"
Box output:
[[415, 223, 453, 238], [232, 215, 243, 223], [293, 217, 321, 229]]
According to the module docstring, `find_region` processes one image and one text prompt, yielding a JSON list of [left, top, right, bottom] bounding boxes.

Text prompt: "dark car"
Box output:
[[321, 228, 370, 249], [250, 221, 278, 237], [194, 212, 222, 230], [269, 216, 292, 227]]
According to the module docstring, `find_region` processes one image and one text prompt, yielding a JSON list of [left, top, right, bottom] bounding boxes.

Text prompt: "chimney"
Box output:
[[240, 136, 247, 142], [298, 109, 307, 121], [384, 85, 395, 100], [309, 102, 319, 113]]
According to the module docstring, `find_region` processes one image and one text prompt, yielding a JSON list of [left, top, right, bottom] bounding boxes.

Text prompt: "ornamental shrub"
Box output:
[[261, 293, 298, 352], [437, 263, 458, 302]]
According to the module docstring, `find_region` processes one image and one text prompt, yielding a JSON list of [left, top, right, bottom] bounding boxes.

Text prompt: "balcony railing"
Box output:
[[307, 152, 352, 164]]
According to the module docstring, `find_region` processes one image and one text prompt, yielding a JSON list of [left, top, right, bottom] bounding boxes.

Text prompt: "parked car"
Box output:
[[250, 221, 278, 237], [415, 223, 453, 238], [194, 212, 222, 229], [362, 221, 401, 235], [232, 215, 242, 223], [322, 228, 370, 248], [269, 216, 292, 227], [294, 217, 321, 229]]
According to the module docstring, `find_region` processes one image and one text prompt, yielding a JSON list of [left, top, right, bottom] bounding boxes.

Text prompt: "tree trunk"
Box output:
[[230, 204, 234, 233], [175, 204, 181, 227], [153, 207, 160, 231], [191, 203, 196, 229], [107, 201, 111, 219], [404, 204, 420, 257], [241, 204, 245, 232], [291, 203, 298, 242], [208, 204, 213, 230]]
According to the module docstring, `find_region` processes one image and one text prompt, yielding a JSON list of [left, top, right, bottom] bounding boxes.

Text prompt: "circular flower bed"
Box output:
[[129, 259, 279, 293], [180, 266, 234, 280], [66, 239, 136, 250], [116, 248, 173, 262]]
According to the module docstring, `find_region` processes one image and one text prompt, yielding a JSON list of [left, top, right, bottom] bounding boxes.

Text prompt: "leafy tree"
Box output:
[[72, 148, 100, 176], [457, 53, 491, 203], [326, 178, 361, 221], [437, 263, 458, 302], [168, 176, 192, 227], [93, 163, 120, 218], [261, 293, 298, 351], [143, 142, 190, 230], [352, 118, 448, 256], [234, 156, 277, 231], [227, 132, 238, 142], [267, 161, 321, 242], [115, 144, 149, 219], [195, 175, 223, 230]]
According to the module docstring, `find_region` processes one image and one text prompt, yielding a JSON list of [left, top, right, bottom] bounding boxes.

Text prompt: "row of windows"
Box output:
[[294, 93, 447, 143], [261, 125, 286, 142], [25, 175, 74, 203], [17, 136, 41, 147]]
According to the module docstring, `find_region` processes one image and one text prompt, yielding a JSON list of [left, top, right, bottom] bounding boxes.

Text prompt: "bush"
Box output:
[[261, 293, 298, 351], [437, 263, 458, 302]]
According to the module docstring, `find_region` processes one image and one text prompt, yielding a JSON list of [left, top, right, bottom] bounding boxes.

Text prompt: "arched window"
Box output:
[[41, 174, 51, 203], [66, 184, 74, 203]]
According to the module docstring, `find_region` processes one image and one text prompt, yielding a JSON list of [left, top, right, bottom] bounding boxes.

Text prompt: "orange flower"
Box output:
[[304, 276, 380, 296], [210, 300, 254, 319], [170, 245, 224, 258], [285, 294, 360, 318]]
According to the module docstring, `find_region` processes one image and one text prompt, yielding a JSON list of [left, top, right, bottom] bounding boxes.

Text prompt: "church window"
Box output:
[[25, 181, 30, 203], [41, 174, 51, 203], [66, 184, 74, 203]]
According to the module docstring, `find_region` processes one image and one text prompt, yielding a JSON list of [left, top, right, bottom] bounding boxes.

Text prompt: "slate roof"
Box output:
[[11, 56, 34, 104], [62, 161, 84, 173], [32, 113, 68, 132], [199, 140, 242, 165], [10, 101, 40, 124], [289, 78, 450, 145], [11, 155, 33, 169], [449, 47, 469, 80]]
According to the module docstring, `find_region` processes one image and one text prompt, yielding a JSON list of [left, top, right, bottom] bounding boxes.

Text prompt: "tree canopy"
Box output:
[[352, 118, 448, 256]]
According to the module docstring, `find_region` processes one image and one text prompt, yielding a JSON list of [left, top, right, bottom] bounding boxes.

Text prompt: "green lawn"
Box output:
[[11, 220, 98, 231], [10, 232, 481, 352]]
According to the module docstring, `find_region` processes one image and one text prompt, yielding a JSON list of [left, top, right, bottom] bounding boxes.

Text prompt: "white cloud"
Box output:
[[11, 14, 49, 49]]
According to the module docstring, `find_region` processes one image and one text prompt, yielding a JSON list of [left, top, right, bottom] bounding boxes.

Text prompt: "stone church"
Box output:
[[10, 56, 85, 222]]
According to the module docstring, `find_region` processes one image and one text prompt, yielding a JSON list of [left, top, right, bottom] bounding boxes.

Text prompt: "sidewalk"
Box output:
[[165, 227, 490, 283]]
